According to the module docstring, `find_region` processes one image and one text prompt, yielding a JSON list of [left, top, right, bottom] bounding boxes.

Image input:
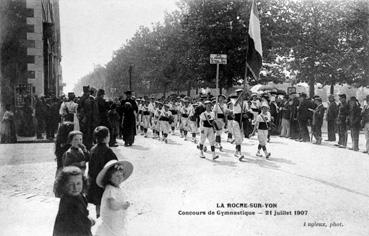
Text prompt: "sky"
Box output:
[[59, 0, 178, 93]]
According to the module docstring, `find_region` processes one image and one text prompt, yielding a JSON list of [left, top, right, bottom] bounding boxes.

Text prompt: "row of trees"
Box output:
[[73, 0, 368, 98]]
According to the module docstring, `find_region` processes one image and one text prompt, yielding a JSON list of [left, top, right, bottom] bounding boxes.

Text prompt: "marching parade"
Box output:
[[1, 0, 369, 235]]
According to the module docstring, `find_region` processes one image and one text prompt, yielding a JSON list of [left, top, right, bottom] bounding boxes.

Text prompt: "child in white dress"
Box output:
[[95, 160, 133, 236]]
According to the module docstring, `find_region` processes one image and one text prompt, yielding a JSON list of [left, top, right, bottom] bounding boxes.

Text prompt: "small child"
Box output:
[[95, 160, 133, 236], [250, 103, 271, 158], [62, 131, 90, 175], [87, 126, 118, 218], [53, 166, 95, 236]]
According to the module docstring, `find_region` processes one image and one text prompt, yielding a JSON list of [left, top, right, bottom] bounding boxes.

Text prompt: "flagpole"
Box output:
[[244, 34, 249, 90]]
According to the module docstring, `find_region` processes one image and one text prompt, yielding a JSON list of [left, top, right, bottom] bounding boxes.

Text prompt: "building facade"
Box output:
[[0, 0, 62, 136]]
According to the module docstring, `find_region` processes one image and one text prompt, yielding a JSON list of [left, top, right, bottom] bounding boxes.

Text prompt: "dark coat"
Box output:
[[297, 99, 313, 121], [337, 102, 349, 124], [53, 194, 92, 236], [96, 96, 109, 126], [121, 103, 137, 140], [87, 143, 118, 205], [313, 104, 325, 126], [348, 104, 362, 129], [326, 101, 338, 121]]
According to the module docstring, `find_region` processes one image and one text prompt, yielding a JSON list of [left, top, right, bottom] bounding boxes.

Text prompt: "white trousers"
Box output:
[[200, 127, 215, 146]]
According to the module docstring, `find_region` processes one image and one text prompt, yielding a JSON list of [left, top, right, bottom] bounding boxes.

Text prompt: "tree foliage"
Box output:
[[73, 0, 369, 97]]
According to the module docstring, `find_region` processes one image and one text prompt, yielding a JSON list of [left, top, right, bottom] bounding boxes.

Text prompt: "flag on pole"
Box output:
[[247, 0, 262, 80]]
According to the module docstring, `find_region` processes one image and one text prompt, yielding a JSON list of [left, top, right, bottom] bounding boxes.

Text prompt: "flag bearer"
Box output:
[[233, 89, 248, 159]]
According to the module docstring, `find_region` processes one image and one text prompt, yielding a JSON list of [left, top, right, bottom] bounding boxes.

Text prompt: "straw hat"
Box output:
[[96, 160, 133, 188]]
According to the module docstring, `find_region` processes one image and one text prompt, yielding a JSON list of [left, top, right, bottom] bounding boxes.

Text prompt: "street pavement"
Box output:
[[0, 131, 368, 236]]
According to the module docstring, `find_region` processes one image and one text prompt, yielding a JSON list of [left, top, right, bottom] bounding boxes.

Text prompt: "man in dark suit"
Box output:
[[336, 94, 349, 148], [297, 93, 313, 142], [326, 95, 338, 141], [78, 86, 99, 149], [120, 91, 138, 146], [311, 97, 325, 144]]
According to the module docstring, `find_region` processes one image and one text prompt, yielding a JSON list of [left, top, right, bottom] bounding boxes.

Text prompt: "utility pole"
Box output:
[[129, 64, 133, 91]]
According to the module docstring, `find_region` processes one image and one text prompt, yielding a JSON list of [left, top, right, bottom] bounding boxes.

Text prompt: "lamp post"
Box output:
[[129, 64, 133, 91]]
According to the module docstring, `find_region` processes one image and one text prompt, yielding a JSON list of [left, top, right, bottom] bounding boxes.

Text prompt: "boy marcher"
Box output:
[[212, 94, 227, 151], [199, 101, 219, 160], [159, 104, 172, 143], [250, 103, 271, 158]]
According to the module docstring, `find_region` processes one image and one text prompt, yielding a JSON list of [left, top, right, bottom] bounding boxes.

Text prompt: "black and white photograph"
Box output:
[[0, 0, 368, 235]]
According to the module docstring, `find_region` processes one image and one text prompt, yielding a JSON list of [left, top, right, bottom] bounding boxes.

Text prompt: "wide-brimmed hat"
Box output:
[[96, 160, 133, 188]]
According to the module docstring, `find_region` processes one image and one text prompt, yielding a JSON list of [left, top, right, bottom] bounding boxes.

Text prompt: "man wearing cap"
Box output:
[[199, 101, 219, 160], [348, 96, 361, 151], [141, 99, 151, 138], [159, 104, 172, 143], [226, 96, 236, 142], [96, 89, 111, 128], [326, 95, 338, 141], [189, 101, 199, 143], [136, 98, 144, 135], [78, 86, 99, 149], [212, 94, 227, 151], [169, 99, 179, 134], [336, 94, 349, 148], [297, 93, 313, 142], [232, 89, 249, 157], [152, 101, 162, 139], [311, 97, 325, 144], [179, 99, 190, 140], [361, 95, 369, 154]]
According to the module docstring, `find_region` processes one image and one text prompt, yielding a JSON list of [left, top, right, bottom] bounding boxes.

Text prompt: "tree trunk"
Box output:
[[330, 83, 334, 95], [309, 77, 315, 98], [187, 81, 192, 97], [163, 84, 167, 98]]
